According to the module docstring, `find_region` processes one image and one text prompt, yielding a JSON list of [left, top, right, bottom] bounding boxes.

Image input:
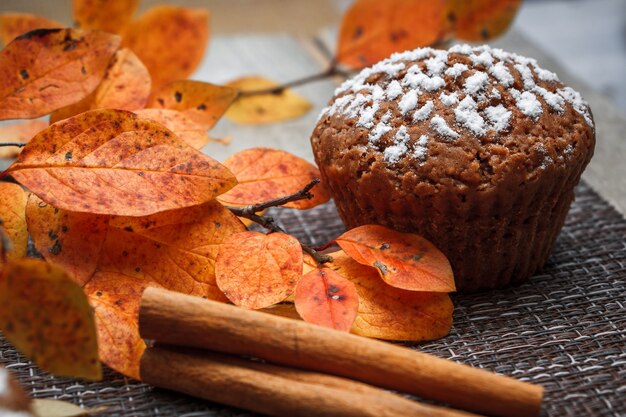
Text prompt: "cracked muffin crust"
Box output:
[[311, 44, 595, 292]]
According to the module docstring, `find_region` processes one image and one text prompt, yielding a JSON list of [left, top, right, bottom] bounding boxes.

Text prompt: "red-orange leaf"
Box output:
[[0, 28, 121, 120], [135, 109, 209, 149], [335, 225, 455, 292], [337, 0, 446, 69], [328, 251, 453, 341], [216, 231, 303, 309], [0, 120, 48, 158], [148, 80, 237, 129], [0, 13, 62, 45], [218, 148, 331, 209], [73, 0, 139, 34], [0, 259, 101, 380], [122, 6, 210, 90], [50, 48, 151, 123], [446, 0, 522, 42], [6, 109, 236, 216], [295, 267, 358, 332], [0, 182, 28, 266], [84, 272, 151, 379]]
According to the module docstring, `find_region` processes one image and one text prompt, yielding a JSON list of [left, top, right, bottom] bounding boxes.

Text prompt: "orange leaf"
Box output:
[[0, 28, 121, 120], [84, 272, 151, 380], [295, 267, 358, 332], [0, 259, 101, 380], [134, 109, 209, 149], [446, 0, 522, 42], [337, 0, 446, 69], [50, 48, 151, 123], [122, 6, 209, 90], [225, 76, 312, 124], [148, 80, 237, 129], [73, 0, 139, 34], [0, 12, 62, 45], [335, 225, 455, 292], [260, 303, 302, 320], [218, 148, 331, 209], [0, 365, 31, 412], [0, 120, 47, 158], [0, 182, 28, 265], [6, 109, 236, 216], [216, 231, 303, 309], [328, 251, 453, 341]]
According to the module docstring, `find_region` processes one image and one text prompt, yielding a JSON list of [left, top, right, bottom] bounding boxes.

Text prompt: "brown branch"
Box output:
[[0, 142, 27, 148], [237, 62, 349, 98], [225, 179, 333, 265]]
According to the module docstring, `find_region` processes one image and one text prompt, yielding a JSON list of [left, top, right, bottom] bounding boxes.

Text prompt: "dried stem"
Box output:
[[0, 142, 27, 148], [225, 179, 333, 265], [237, 62, 349, 98]]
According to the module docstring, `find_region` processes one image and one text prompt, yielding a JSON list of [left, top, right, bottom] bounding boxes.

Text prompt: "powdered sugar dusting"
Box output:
[[431, 116, 459, 139], [464, 71, 489, 97], [413, 100, 434, 121], [440, 92, 459, 107], [369, 111, 393, 144], [413, 134, 429, 160], [511, 89, 543, 119], [455, 96, 486, 136], [384, 126, 411, 163], [471, 51, 494, 68], [445, 63, 469, 79], [386, 80, 403, 100], [398, 90, 419, 115], [484, 104, 512, 132], [489, 62, 514, 87]]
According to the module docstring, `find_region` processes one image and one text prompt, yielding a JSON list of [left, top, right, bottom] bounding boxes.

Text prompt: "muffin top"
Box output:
[[314, 44, 595, 189]]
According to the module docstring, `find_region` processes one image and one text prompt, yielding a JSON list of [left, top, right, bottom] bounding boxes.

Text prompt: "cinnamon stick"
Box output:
[[139, 287, 544, 417], [141, 345, 481, 417]]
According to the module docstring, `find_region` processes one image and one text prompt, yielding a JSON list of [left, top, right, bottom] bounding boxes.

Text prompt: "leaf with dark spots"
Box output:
[[134, 109, 215, 150], [335, 225, 456, 292], [73, 0, 139, 34], [445, 0, 522, 42], [0, 28, 121, 120], [0, 182, 28, 267], [217, 148, 331, 209], [295, 267, 358, 332], [7, 109, 237, 216], [0, 258, 101, 380], [0, 13, 62, 45]]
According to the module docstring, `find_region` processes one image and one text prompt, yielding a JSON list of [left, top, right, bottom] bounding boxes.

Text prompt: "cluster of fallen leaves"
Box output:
[[0, 0, 521, 387]]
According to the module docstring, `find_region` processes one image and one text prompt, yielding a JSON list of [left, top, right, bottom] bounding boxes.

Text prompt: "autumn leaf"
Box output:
[[31, 399, 105, 417], [335, 225, 455, 292], [0, 13, 62, 45], [0, 259, 101, 380], [337, 0, 446, 69], [73, 0, 139, 34], [446, 0, 522, 41], [218, 148, 331, 209], [135, 109, 210, 149], [260, 303, 302, 320], [0, 182, 28, 266], [148, 80, 237, 129], [295, 267, 358, 332], [0, 366, 32, 414], [122, 6, 209, 90], [328, 251, 453, 340], [50, 48, 151, 123], [216, 231, 303, 309], [5, 109, 236, 216], [0, 120, 48, 158], [224, 76, 312, 124], [0, 28, 121, 121]]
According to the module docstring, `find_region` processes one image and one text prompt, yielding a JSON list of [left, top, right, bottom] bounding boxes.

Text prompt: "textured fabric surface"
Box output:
[[1, 181, 624, 416]]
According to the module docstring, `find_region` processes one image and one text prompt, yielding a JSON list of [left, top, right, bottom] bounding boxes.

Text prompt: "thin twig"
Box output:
[[225, 179, 333, 265], [0, 142, 27, 148], [237, 63, 349, 98]]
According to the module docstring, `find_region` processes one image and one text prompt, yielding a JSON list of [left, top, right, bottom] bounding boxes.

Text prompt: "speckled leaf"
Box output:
[[0, 12, 62, 45], [148, 80, 238, 129], [50, 48, 151, 123], [135, 109, 211, 149], [0, 28, 121, 120], [337, 0, 446, 69], [0, 120, 48, 158], [446, 0, 522, 42], [217, 148, 331, 209], [73, 0, 139, 34], [6, 109, 236, 216], [0, 182, 28, 266], [224, 76, 312, 124], [216, 231, 303, 309], [0, 259, 101, 380], [328, 251, 453, 341], [335, 225, 455, 292], [295, 267, 358, 332], [122, 6, 209, 90]]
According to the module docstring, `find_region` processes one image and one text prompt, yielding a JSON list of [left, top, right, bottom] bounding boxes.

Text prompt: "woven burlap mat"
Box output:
[[1, 180, 624, 416]]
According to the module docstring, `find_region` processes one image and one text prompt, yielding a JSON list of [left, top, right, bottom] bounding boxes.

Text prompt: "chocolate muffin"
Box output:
[[311, 44, 595, 292]]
